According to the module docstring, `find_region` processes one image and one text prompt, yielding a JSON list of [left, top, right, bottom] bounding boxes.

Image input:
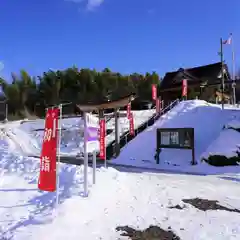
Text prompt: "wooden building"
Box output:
[[160, 62, 232, 104]]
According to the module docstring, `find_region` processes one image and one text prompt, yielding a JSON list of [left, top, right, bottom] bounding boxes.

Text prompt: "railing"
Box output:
[[106, 99, 180, 159]]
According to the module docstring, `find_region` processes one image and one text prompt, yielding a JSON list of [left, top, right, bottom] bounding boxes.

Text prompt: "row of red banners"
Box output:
[[152, 84, 163, 114], [152, 79, 188, 103], [99, 107, 134, 160]]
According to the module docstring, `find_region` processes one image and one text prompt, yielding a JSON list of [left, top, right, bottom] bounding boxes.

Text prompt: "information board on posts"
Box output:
[[156, 128, 195, 165]]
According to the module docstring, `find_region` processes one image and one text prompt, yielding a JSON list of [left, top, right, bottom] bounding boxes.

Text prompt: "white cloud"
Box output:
[[66, 0, 104, 10], [65, 0, 84, 3], [147, 9, 155, 15], [86, 0, 104, 10]]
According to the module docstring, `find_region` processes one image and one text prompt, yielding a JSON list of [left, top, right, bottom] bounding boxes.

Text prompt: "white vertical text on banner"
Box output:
[[99, 118, 106, 160], [152, 84, 157, 101], [182, 79, 187, 97], [129, 113, 135, 136]]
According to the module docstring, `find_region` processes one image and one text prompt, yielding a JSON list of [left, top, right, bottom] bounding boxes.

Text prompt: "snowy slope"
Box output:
[[112, 100, 240, 168]]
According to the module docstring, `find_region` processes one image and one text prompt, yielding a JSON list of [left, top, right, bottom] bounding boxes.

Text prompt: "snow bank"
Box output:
[[201, 129, 240, 159], [225, 119, 240, 130], [200, 119, 240, 160]]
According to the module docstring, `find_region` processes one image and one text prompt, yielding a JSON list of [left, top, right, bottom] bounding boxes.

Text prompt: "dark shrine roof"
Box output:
[[160, 62, 230, 90]]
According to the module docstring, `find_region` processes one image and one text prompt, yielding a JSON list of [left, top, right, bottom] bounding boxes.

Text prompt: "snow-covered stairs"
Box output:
[[106, 99, 180, 159]]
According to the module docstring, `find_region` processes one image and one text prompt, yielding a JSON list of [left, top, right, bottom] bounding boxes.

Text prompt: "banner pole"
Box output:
[[83, 112, 88, 197], [56, 104, 62, 213], [104, 117, 107, 168], [93, 150, 96, 184]]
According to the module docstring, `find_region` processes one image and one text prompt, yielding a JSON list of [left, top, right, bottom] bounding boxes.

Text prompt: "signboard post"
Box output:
[[92, 150, 96, 184], [156, 128, 196, 165]]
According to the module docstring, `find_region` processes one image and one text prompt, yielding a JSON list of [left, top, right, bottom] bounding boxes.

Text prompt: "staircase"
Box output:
[[105, 99, 180, 159]]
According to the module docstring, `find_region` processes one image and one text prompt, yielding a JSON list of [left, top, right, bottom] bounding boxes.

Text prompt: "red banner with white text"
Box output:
[[152, 84, 157, 101], [127, 103, 131, 119], [129, 113, 135, 136], [182, 79, 188, 97], [99, 119, 106, 160], [38, 108, 59, 192]]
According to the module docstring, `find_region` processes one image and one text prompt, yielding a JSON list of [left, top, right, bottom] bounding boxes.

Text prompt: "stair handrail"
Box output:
[[102, 98, 180, 159], [138, 98, 180, 128], [110, 98, 180, 152]]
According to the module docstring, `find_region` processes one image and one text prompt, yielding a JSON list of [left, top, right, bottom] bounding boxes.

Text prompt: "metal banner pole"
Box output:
[[104, 117, 107, 168], [83, 112, 88, 196], [56, 104, 62, 213], [93, 150, 96, 184]]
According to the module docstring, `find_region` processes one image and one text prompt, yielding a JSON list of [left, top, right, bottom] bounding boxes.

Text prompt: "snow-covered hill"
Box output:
[[112, 100, 240, 173]]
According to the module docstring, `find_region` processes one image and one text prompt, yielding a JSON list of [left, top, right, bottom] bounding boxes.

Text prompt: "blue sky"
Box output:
[[0, 0, 239, 81]]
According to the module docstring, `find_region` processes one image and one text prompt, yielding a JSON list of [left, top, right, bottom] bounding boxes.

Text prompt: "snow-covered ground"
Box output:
[[0, 159, 240, 240], [0, 100, 240, 239]]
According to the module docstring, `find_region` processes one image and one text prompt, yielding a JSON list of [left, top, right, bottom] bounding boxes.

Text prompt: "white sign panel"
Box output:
[[85, 113, 99, 152], [161, 132, 170, 145]]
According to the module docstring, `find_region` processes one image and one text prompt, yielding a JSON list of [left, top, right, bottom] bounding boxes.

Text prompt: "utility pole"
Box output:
[[220, 38, 224, 110], [231, 34, 236, 105]]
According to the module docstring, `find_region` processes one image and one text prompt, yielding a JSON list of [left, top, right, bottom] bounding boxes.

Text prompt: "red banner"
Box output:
[[38, 108, 59, 192], [127, 103, 131, 119], [152, 84, 157, 101], [99, 119, 106, 160], [182, 79, 187, 97], [129, 113, 135, 136]]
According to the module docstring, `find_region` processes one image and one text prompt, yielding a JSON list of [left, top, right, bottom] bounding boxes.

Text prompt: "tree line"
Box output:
[[0, 67, 161, 119]]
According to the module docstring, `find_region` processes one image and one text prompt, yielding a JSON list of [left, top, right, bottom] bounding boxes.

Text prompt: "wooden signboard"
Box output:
[[156, 128, 196, 165]]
